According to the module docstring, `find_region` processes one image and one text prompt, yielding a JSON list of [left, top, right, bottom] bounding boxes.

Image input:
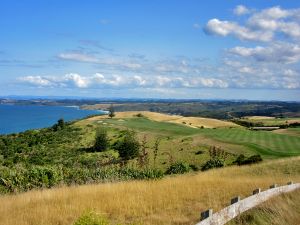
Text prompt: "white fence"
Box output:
[[196, 182, 300, 225]]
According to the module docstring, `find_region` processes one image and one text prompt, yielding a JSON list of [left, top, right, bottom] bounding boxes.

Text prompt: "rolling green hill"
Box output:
[[1, 111, 300, 195]]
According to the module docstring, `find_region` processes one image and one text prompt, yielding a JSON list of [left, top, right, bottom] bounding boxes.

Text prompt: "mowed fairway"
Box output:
[[197, 128, 300, 158]]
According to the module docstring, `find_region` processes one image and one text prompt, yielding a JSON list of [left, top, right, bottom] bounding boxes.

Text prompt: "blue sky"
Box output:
[[0, 0, 300, 100]]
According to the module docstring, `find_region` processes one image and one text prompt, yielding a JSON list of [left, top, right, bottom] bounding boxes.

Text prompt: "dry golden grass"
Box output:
[[244, 116, 275, 120], [273, 128, 300, 137], [86, 111, 238, 128], [229, 189, 300, 225], [0, 157, 299, 225]]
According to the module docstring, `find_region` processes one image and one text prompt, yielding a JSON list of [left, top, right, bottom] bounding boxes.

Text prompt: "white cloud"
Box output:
[[229, 43, 300, 64], [58, 52, 142, 70], [64, 73, 90, 88], [204, 18, 273, 41], [234, 5, 250, 15], [58, 53, 99, 63], [18, 76, 53, 87], [18, 73, 230, 89], [205, 6, 300, 41]]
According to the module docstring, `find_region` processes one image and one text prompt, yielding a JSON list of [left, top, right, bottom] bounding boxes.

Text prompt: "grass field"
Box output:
[[79, 112, 300, 161], [0, 157, 299, 225], [197, 128, 300, 158]]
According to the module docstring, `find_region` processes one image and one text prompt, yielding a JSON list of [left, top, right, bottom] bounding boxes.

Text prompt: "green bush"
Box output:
[[0, 166, 63, 193], [166, 162, 191, 174], [201, 158, 224, 171], [94, 128, 109, 152], [233, 154, 263, 165], [114, 130, 140, 160], [73, 211, 109, 225], [119, 167, 164, 179]]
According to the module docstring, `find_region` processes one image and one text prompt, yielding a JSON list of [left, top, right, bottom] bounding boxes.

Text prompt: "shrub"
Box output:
[[94, 128, 109, 152], [201, 158, 224, 171], [114, 130, 140, 160], [195, 150, 204, 155], [119, 167, 164, 179], [52, 118, 65, 131], [135, 113, 144, 117], [166, 162, 191, 174], [73, 211, 109, 225], [233, 154, 263, 165], [234, 154, 246, 165], [243, 155, 263, 165]]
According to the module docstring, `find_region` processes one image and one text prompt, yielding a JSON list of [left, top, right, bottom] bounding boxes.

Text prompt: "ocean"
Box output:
[[0, 104, 105, 134]]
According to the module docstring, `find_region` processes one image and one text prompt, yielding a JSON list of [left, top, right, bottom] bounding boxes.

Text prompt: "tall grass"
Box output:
[[0, 157, 299, 225], [229, 189, 300, 225]]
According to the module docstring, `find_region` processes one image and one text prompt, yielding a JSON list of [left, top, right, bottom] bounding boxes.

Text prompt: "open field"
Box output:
[[229, 189, 300, 225], [0, 157, 299, 225]]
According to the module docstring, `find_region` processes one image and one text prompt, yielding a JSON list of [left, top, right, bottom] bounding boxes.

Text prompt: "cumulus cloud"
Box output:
[[203, 5, 300, 90], [18, 70, 300, 90], [18, 76, 54, 87], [205, 6, 300, 41], [234, 5, 250, 15], [229, 43, 300, 64], [204, 18, 273, 41], [18, 73, 229, 89]]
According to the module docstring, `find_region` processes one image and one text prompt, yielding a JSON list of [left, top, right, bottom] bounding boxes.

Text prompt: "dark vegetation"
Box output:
[[0, 121, 164, 194], [232, 119, 300, 128], [233, 154, 263, 165], [201, 147, 227, 171], [87, 101, 300, 119], [93, 128, 109, 152]]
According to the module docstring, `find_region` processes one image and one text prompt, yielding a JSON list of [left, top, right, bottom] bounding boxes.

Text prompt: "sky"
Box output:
[[0, 0, 300, 100]]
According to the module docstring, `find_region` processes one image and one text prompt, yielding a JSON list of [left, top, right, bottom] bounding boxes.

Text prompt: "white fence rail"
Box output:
[[196, 182, 300, 225]]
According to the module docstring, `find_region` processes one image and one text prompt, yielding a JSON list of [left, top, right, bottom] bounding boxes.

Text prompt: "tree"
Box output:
[[108, 104, 115, 118], [114, 130, 140, 160], [94, 128, 109, 152], [52, 118, 65, 131]]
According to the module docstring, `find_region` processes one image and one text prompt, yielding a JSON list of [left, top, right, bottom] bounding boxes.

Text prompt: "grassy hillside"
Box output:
[[1, 111, 300, 194], [84, 111, 239, 128], [0, 157, 299, 225], [82, 112, 300, 159]]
